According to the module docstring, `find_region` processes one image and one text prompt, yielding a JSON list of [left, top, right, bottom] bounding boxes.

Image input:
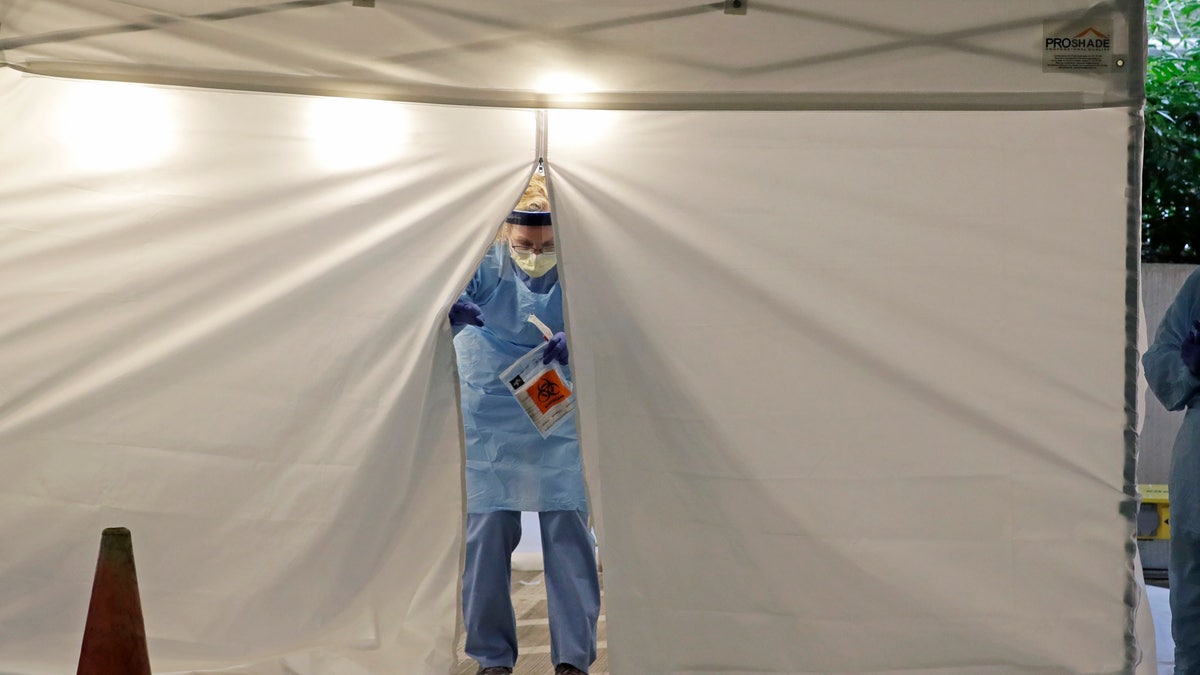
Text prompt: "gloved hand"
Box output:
[[448, 300, 485, 327], [542, 332, 569, 366], [1183, 319, 1200, 376]]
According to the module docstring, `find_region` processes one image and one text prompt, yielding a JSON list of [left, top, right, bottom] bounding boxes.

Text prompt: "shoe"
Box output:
[[554, 665, 586, 675], [476, 668, 512, 675]]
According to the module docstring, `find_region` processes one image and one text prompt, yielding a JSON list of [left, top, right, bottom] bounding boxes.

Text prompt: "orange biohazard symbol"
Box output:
[[530, 369, 570, 414]]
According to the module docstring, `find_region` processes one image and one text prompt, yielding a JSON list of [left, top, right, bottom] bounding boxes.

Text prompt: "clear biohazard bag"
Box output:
[[498, 318, 576, 438]]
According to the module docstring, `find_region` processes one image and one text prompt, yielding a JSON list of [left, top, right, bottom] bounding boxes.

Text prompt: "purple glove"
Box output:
[[448, 300, 484, 327], [542, 332, 568, 366], [1183, 319, 1200, 376]]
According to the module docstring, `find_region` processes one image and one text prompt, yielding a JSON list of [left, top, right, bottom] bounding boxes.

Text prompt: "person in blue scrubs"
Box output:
[[1144, 267, 1200, 675], [449, 174, 599, 675]]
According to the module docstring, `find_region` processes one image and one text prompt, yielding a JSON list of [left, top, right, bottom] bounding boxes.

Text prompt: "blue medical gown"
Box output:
[[1143, 267, 1200, 673], [454, 243, 587, 514]]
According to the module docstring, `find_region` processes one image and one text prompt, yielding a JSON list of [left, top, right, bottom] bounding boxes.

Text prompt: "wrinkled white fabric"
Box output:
[[548, 108, 1140, 673], [0, 68, 536, 674]]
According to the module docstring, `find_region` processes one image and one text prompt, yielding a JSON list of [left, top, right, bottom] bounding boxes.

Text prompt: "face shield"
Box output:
[[506, 210, 557, 278]]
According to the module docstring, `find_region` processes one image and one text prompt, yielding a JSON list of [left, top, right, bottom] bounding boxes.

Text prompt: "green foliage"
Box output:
[[1144, 0, 1200, 261]]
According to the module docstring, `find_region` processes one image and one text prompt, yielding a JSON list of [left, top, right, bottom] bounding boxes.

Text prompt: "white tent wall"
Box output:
[[0, 1, 1149, 674], [0, 68, 537, 674], [548, 108, 1141, 673]]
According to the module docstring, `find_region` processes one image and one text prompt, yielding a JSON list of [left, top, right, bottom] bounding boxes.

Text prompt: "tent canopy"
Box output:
[[0, 2, 1147, 674], [1, 0, 1139, 108]]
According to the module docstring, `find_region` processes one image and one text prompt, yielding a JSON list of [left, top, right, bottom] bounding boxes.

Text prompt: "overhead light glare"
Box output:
[[307, 97, 408, 171], [56, 80, 177, 172], [548, 110, 617, 147], [534, 73, 600, 103]]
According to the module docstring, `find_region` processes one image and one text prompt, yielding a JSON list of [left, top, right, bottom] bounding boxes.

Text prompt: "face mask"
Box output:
[[509, 244, 558, 278]]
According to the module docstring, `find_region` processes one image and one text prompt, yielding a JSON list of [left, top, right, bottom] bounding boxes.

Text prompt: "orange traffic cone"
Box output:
[[77, 527, 151, 675]]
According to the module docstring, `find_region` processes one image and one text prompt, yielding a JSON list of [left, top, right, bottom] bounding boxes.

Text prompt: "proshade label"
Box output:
[[1043, 16, 1121, 72]]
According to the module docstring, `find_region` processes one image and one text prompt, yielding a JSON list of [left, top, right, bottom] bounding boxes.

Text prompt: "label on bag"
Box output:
[[499, 343, 576, 438]]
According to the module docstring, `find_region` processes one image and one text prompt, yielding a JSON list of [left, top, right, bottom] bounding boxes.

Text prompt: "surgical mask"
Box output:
[[509, 244, 558, 278]]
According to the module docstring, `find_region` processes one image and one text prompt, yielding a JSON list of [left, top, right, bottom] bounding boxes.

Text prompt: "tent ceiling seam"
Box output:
[[750, 2, 1110, 74], [5, 61, 1138, 111], [0, 0, 343, 51], [377, 2, 723, 75]]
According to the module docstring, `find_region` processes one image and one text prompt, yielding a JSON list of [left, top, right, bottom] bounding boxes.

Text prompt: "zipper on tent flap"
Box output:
[[536, 109, 548, 165]]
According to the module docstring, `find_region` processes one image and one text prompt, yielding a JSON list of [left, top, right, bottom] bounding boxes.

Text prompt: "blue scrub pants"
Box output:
[[463, 510, 600, 672]]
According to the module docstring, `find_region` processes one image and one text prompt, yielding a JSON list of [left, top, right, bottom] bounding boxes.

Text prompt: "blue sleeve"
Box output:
[[452, 244, 504, 337], [1144, 269, 1200, 411]]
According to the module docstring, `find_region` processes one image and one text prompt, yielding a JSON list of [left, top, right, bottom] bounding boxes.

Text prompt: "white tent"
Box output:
[[0, 1, 1150, 673]]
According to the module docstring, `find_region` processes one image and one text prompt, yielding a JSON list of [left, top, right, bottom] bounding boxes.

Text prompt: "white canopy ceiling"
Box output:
[[1, 0, 1140, 108]]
